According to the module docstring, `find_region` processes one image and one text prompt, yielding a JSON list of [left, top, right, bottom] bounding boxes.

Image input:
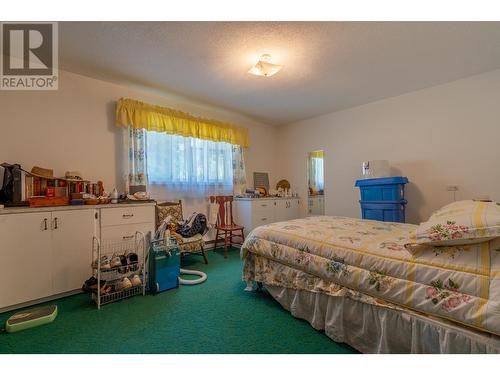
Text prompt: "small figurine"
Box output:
[[97, 181, 104, 197]]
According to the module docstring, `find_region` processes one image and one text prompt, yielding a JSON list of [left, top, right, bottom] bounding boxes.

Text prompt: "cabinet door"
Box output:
[[318, 197, 325, 214], [289, 199, 300, 219], [0, 212, 53, 308], [51, 209, 96, 294], [274, 200, 289, 222], [277, 199, 301, 221]]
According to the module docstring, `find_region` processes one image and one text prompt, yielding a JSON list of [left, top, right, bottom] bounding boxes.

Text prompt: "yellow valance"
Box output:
[[309, 150, 324, 158], [115, 98, 249, 147]]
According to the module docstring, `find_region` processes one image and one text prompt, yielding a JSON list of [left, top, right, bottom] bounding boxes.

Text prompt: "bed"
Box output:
[[241, 215, 500, 353]]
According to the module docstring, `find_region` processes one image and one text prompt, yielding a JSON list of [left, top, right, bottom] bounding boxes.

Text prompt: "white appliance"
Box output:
[[362, 160, 390, 178]]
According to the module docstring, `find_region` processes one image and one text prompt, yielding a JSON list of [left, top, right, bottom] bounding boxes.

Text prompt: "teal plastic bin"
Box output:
[[149, 239, 180, 294]]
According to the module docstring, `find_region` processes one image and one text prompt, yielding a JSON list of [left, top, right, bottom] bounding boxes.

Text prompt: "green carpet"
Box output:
[[0, 248, 357, 354]]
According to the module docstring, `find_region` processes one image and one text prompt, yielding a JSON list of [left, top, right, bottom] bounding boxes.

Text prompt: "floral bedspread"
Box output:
[[241, 216, 500, 336]]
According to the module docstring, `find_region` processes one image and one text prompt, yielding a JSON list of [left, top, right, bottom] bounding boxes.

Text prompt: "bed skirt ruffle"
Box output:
[[265, 284, 500, 354]]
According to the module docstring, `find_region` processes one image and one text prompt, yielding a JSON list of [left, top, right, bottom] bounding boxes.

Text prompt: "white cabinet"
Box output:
[[0, 212, 53, 308], [234, 198, 301, 235], [276, 199, 300, 222], [0, 203, 155, 312], [308, 195, 325, 215], [51, 209, 96, 295]]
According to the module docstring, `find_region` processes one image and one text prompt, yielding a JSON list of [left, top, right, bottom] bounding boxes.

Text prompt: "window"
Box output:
[[146, 131, 234, 195], [309, 156, 324, 191]]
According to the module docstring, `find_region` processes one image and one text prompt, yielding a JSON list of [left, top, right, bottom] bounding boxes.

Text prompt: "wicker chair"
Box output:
[[156, 200, 208, 264]]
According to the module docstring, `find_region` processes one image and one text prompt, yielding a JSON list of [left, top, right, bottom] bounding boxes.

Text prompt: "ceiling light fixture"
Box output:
[[248, 54, 283, 77]]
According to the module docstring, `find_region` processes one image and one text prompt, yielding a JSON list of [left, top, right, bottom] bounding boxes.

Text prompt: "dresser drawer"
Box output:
[[100, 206, 154, 227], [251, 200, 274, 211], [252, 215, 273, 228], [251, 206, 275, 226], [251, 201, 275, 220], [100, 222, 154, 242]]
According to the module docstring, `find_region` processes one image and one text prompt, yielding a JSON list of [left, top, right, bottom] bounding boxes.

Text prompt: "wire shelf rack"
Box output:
[[92, 284, 144, 306], [92, 232, 147, 309]]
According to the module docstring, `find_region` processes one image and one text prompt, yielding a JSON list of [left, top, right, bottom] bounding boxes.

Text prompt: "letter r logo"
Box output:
[[1, 23, 54, 75]]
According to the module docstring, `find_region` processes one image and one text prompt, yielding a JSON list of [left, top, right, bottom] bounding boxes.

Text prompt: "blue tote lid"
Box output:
[[355, 176, 409, 187]]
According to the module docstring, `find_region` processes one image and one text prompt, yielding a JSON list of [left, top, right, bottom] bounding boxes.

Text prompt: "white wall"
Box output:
[[0, 69, 279, 216], [3, 67, 499, 226], [277, 69, 500, 224]]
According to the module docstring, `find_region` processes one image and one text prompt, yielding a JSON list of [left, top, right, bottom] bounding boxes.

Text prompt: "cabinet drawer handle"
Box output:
[[261, 218, 268, 221], [122, 214, 134, 218], [122, 235, 134, 240], [260, 204, 267, 207], [54, 217, 58, 229], [43, 218, 48, 231]]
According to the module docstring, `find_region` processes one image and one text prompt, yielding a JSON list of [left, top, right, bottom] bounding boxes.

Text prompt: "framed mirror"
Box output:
[[307, 150, 325, 215]]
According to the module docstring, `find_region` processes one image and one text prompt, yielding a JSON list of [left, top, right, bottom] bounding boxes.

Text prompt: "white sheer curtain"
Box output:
[[309, 157, 324, 191], [232, 145, 247, 195], [146, 131, 234, 197]]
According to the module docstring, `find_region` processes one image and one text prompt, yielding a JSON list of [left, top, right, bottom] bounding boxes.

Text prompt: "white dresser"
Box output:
[[234, 197, 301, 235], [0, 203, 155, 312], [308, 195, 325, 215]]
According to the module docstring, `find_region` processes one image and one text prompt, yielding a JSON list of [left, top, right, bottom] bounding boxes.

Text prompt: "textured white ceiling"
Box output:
[[59, 22, 500, 125]]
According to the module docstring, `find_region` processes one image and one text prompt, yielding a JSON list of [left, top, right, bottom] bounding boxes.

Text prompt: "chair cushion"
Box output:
[[157, 201, 183, 229], [178, 233, 204, 254]]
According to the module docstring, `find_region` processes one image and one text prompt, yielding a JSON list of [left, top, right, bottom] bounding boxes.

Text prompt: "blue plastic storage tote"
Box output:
[[355, 176, 409, 223], [360, 201, 406, 223], [355, 176, 408, 202]]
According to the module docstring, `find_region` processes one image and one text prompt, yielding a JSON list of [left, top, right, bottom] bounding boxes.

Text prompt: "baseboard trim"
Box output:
[[0, 290, 82, 314]]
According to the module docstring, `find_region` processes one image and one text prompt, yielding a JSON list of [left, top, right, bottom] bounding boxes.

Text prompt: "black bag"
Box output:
[[177, 213, 208, 238]]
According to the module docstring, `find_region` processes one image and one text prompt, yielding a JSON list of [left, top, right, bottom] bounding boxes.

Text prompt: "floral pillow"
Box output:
[[415, 200, 500, 246]]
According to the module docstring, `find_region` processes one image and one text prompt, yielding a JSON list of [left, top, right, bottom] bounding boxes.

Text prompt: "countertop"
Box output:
[[0, 202, 156, 215], [234, 196, 300, 201]]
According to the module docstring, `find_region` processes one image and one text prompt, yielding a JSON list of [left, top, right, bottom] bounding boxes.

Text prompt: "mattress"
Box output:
[[241, 216, 500, 336]]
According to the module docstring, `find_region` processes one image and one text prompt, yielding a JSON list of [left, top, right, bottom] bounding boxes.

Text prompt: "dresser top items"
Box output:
[[0, 202, 156, 215], [234, 196, 300, 201]]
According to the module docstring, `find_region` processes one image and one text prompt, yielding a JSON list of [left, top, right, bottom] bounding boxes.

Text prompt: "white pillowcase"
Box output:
[[415, 200, 500, 246]]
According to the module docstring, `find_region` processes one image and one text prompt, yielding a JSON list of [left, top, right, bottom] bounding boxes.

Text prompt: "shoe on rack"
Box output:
[[127, 252, 139, 263], [82, 276, 97, 293], [93, 256, 111, 271], [114, 280, 124, 292], [118, 255, 129, 274], [119, 255, 128, 266], [130, 274, 142, 287], [122, 277, 133, 289], [110, 255, 122, 269], [101, 284, 113, 295], [127, 252, 139, 272]]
